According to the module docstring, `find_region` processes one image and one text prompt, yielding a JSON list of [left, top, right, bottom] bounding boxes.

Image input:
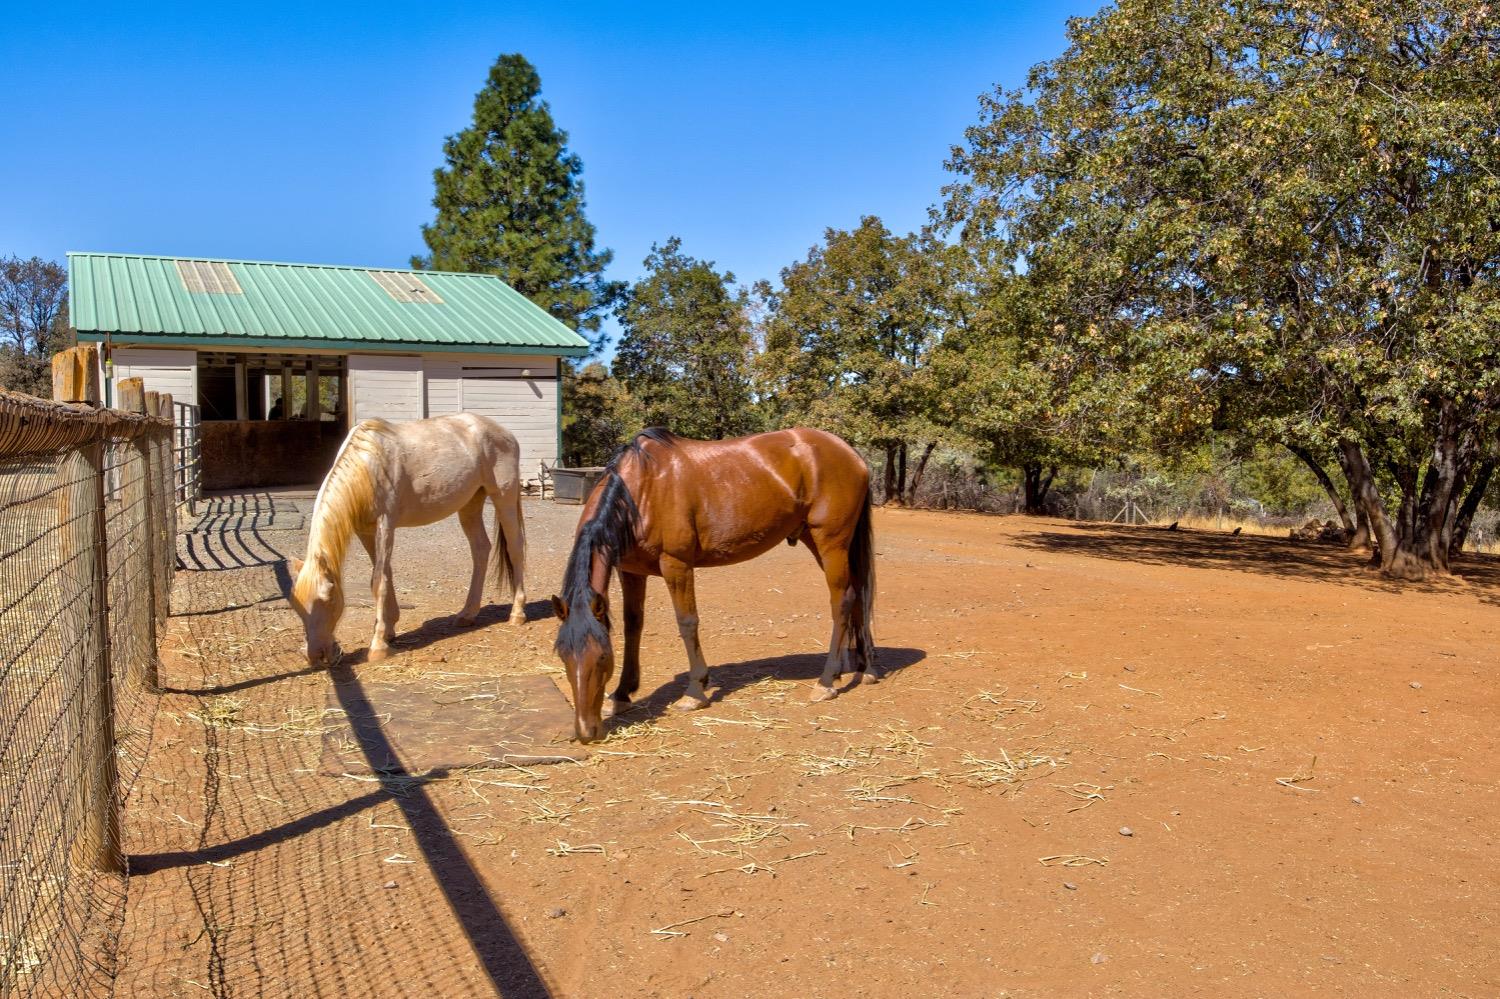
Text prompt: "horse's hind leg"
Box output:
[[662, 557, 712, 711], [810, 545, 854, 703], [455, 492, 490, 625], [604, 571, 647, 719]]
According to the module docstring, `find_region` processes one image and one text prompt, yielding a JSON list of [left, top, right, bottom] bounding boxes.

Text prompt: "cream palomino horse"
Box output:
[[289, 413, 528, 665]]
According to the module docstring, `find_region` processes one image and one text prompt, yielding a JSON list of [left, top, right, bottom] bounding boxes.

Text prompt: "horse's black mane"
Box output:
[[554, 429, 675, 657]]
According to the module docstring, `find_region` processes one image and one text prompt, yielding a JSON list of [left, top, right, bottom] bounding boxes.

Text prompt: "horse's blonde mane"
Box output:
[[294, 419, 391, 606]]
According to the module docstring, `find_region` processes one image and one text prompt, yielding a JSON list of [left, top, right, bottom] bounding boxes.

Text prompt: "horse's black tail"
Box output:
[[847, 484, 876, 669]]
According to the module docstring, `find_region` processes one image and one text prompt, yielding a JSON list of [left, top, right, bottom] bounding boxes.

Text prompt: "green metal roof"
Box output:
[[68, 252, 590, 356]]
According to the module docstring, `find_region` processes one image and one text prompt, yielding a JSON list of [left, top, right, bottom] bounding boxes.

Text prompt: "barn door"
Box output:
[[458, 363, 557, 474]]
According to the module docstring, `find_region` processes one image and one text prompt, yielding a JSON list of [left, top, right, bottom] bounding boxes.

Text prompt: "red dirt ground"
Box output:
[[117, 499, 1499, 997]]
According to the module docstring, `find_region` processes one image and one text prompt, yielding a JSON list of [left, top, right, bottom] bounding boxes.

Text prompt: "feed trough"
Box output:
[[552, 466, 606, 503]]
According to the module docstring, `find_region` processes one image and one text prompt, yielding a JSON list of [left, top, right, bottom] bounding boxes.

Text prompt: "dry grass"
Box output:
[[1162, 515, 1288, 537], [952, 749, 1065, 790]]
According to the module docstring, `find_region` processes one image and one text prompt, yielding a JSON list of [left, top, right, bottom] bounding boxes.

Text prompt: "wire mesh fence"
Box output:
[[0, 352, 176, 999]]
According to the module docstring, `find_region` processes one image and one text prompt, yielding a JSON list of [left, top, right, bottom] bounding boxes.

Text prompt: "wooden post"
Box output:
[[234, 357, 249, 421], [52, 344, 100, 406], [305, 365, 321, 422], [143, 391, 167, 624], [117, 378, 159, 689], [52, 345, 122, 873], [280, 365, 293, 420], [156, 393, 176, 601]]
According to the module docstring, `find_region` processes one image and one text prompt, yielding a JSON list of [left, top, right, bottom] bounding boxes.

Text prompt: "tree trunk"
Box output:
[[1021, 463, 1055, 515], [897, 442, 909, 505], [882, 444, 899, 507], [1334, 444, 1373, 551], [907, 442, 937, 506], [1450, 459, 1494, 559], [1340, 436, 1476, 580], [1286, 443, 1353, 533]]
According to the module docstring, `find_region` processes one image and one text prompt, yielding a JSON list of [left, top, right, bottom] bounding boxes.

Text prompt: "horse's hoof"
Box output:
[[809, 684, 838, 703], [602, 697, 630, 719], [673, 693, 710, 712], [510, 609, 528, 626], [368, 646, 390, 663], [856, 669, 882, 686], [456, 614, 478, 627]]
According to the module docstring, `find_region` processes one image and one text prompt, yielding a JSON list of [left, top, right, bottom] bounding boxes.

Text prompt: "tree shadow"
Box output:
[[614, 646, 927, 728], [1014, 522, 1500, 598]]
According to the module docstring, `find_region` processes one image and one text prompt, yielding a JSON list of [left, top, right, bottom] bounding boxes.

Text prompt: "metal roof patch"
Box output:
[[370, 270, 444, 304], [176, 259, 243, 294]]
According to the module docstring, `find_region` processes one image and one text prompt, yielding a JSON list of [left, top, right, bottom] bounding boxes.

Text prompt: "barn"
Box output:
[[68, 252, 590, 491]]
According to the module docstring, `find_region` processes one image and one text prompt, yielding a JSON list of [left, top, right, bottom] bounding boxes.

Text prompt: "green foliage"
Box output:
[[415, 54, 621, 343], [931, 260, 1140, 511], [757, 216, 957, 502], [758, 217, 949, 448], [561, 361, 631, 466], [942, 1, 1500, 574], [0, 256, 72, 396], [612, 238, 759, 439]]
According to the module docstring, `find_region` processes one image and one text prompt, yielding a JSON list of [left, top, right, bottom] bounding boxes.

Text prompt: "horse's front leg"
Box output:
[[604, 571, 647, 719], [367, 519, 399, 662], [455, 492, 490, 625], [662, 558, 711, 711]]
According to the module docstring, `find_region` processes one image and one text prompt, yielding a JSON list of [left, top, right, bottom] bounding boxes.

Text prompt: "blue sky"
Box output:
[[1, 1, 1096, 347]]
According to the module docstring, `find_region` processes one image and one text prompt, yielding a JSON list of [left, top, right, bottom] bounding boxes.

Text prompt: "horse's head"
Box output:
[[288, 555, 344, 667], [552, 590, 613, 743]]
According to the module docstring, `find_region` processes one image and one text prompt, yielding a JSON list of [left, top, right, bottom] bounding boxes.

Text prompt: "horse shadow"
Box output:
[[617, 646, 927, 727], [335, 598, 559, 666]]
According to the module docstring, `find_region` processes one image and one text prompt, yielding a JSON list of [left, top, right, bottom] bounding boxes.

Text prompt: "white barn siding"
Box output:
[[349, 354, 422, 423], [421, 353, 559, 476], [423, 357, 461, 415], [109, 347, 198, 409]]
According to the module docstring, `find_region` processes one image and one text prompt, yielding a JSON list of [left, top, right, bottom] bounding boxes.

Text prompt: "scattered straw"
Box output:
[[953, 749, 1063, 790], [844, 817, 946, 839], [960, 690, 1042, 725], [192, 696, 244, 729], [697, 849, 824, 879], [547, 841, 606, 857], [1039, 854, 1109, 868], [675, 806, 805, 858], [693, 713, 787, 733], [651, 910, 736, 939], [1053, 782, 1111, 811], [1276, 756, 1320, 792]]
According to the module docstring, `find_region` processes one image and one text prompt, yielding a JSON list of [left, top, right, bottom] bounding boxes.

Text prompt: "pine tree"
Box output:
[[415, 54, 620, 341]]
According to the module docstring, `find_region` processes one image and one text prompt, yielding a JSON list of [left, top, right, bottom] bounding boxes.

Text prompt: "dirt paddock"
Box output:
[[118, 496, 1499, 997]]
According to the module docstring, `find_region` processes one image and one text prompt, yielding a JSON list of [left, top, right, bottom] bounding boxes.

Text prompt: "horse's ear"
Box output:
[[589, 592, 607, 621], [289, 557, 304, 577], [551, 595, 568, 621]]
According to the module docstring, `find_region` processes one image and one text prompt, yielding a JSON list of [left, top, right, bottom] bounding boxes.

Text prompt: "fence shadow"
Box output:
[[122, 499, 554, 997], [1014, 522, 1500, 597], [177, 492, 297, 572]]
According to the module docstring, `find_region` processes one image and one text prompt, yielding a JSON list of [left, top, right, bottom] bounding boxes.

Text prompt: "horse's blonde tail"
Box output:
[[490, 488, 523, 603]]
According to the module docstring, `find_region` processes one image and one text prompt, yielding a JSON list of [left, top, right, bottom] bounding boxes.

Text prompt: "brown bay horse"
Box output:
[[552, 427, 877, 743]]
